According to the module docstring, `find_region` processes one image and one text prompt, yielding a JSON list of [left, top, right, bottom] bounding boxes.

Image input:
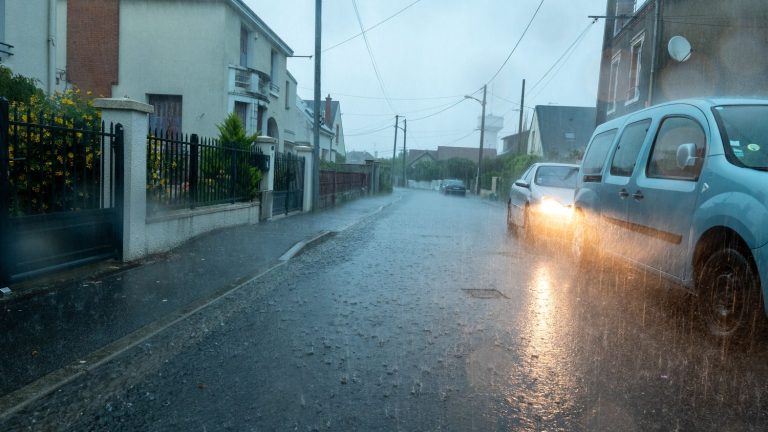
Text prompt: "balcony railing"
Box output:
[[228, 65, 269, 98]]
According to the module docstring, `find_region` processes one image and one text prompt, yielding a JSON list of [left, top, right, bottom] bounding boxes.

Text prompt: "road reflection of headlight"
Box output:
[[538, 197, 574, 218]]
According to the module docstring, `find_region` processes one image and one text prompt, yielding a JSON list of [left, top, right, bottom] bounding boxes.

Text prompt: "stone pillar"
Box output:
[[255, 136, 276, 219], [93, 97, 153, 262], [295, 145, 313, 212]]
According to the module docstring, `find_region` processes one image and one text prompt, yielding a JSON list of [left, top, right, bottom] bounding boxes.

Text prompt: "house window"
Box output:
[[148, 94, 182, 134], [234, 101, 248, 129], [607, 53, 621, 114], [240, 26, 248, 67], [634, 0, 650, 12], [336, 125, 339, 144], [626, 33, 644, 105], [270, 50, 277, 80]]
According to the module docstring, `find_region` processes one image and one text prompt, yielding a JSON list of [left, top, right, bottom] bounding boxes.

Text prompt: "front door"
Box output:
[[626, 107, 708, 280]]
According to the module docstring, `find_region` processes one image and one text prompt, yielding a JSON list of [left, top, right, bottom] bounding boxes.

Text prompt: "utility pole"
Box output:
[[476, 84, 487, 195], [311, 0, 322, 210], [401, 118, 407, 187], [518, 79, 525, 137], [391, 114, 399, 187]]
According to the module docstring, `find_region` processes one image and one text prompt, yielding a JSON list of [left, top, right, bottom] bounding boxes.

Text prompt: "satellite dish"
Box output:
[[668, 36, 692, 62]]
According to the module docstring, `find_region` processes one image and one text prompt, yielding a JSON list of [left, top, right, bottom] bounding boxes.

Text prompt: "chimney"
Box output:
[[325, 94, 332, 126]]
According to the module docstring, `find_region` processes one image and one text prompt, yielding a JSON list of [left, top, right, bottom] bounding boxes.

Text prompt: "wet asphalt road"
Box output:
[[4, 189, 768, 431]]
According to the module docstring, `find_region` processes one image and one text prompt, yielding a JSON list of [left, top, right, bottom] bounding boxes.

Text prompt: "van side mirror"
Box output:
[[676, 143, 698, 169], [514, 179, 530, 189]]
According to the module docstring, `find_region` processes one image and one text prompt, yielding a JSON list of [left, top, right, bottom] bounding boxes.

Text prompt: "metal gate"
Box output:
[[272, 152, 305, 216], [0, 99, 123, 285]]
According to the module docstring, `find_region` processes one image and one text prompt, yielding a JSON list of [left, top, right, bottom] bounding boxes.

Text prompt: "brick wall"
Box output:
[[67, 0, 119, 97]]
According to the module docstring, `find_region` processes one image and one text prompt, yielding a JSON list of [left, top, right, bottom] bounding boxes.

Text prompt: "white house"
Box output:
[[302, 95, 346, 162], [294, 97, 334, 160], [62, 0, 295, 151], [0, 0, 66, 94]]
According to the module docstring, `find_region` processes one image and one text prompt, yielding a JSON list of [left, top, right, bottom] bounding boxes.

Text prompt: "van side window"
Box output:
[[582, 129, 618, 177], [610, 119, 652, 177], [647, 117, 706, 180]]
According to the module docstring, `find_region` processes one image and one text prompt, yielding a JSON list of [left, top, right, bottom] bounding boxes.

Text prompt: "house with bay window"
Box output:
[[63, 0, 295, 151]]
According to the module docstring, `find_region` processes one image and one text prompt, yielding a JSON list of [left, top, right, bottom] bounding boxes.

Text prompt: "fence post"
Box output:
[[94, 98, 153, 262], [230, 145, 237, 204], [0, 98, 9, 285], [189, 134, 199, 209]]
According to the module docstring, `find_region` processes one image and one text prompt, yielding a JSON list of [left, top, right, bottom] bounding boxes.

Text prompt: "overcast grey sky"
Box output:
[[247, 0, 607, 156]]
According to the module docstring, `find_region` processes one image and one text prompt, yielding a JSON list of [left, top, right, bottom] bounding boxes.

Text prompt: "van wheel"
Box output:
[[697, 244, 762, 339], [571, 211, 595, 266]]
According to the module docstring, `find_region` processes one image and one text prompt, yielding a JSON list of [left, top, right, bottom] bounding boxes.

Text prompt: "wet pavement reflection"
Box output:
[[3, 189, 768, 431]]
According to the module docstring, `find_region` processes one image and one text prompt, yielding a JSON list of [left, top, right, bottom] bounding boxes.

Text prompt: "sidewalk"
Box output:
[[0, 193, 400, 398]]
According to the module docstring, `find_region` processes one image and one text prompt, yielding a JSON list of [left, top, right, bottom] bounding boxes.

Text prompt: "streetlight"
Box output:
[[464, 84, 487, 195]]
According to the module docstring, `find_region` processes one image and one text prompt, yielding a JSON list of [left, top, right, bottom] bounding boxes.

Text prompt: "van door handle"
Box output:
[[632, 191, 644, 200], [619, 189, 629, 198]]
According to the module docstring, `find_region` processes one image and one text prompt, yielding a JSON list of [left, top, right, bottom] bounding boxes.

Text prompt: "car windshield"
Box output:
[[534, 166, 579, 188], [713, 105, 768, 170], [445, 180, 465, 187]]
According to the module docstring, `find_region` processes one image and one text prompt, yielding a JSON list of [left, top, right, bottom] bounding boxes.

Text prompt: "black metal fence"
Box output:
[[147, 130, 267, 215], [1, 99, 123, 283]]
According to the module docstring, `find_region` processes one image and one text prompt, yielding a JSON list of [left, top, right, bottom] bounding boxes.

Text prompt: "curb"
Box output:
[[279, 230, 335, 261]]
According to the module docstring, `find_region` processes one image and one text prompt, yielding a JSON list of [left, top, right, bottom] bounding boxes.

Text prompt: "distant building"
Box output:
[[303, 95, 346, 162], [500, 130, 530, 156], [527, 105, 596, 160], [596, 0, 768, 124], [406, 146, 497, 168], [346, 150, 375, 165]]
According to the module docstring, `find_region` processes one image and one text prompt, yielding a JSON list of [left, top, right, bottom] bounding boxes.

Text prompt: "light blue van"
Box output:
[[573, 99, 768, 338]]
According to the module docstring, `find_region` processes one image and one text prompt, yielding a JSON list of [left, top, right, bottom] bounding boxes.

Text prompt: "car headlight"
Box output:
[[538, 197, 574, 218]]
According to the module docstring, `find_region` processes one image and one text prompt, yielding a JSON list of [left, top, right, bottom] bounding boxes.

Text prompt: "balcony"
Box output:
[[228, 65, 270, 100]]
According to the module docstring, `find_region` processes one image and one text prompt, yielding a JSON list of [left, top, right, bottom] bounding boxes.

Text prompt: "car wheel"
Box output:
[[571, 210, 595, 266], [523, 207, 535, 242], [506, 200, 516, 235], [697, 244, 763, 339]]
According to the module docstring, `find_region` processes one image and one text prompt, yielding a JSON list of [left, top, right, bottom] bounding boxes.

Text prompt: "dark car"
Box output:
[[443, 179, 466, 196]]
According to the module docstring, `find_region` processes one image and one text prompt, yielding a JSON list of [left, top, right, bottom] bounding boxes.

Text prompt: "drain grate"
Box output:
[[463, 289, 508, 299]]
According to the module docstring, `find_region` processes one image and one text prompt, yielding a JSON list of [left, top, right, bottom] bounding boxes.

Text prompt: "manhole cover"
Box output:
[[463, 289, 508, 299]]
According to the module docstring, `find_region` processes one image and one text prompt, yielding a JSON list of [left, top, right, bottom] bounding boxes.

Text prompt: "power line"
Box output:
[[484, 0, 545, 86], [297, 86, 461, 101], [409, 98, 468, 122], [323, 0, 424, 52], [352, 0, 396, 113], [527, 20, 596, 94], [342, 99, 472, 117]]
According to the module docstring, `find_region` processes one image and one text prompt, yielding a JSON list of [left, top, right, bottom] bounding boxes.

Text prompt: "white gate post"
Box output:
[[94, 98, 153, 262], [295, 145, 313, 212], [255, 136, 276, 219]]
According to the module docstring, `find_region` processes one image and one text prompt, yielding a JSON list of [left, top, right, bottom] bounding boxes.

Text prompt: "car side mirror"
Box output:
[[676, 143, 698, 169], [514, 180, 530, 189]]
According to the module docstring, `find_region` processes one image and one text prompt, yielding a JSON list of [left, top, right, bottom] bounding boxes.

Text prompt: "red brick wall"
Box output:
[[67, 0, 119, 97]]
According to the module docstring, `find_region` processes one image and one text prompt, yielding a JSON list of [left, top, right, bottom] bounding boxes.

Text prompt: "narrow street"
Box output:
[[4, 189, 768, 431]]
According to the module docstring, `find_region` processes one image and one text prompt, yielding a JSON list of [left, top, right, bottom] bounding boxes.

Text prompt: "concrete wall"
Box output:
[[2, 0, 64, 94], [112, 0, 228, 138]]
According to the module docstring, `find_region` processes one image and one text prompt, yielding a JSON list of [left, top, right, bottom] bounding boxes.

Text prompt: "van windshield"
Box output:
[[713, 105, 768, 170]]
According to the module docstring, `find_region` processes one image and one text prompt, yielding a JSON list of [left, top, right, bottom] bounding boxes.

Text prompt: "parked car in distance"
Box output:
[[507, 163, 579, 240], [573, 98, 768, 338], [442, 179, 466, 196]]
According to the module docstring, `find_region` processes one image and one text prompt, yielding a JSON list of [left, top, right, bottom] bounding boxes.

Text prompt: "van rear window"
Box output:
[[582, 129, 618, 176]]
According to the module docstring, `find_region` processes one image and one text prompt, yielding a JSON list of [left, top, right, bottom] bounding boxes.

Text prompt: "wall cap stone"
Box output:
[[94, 98, 154, 114]]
